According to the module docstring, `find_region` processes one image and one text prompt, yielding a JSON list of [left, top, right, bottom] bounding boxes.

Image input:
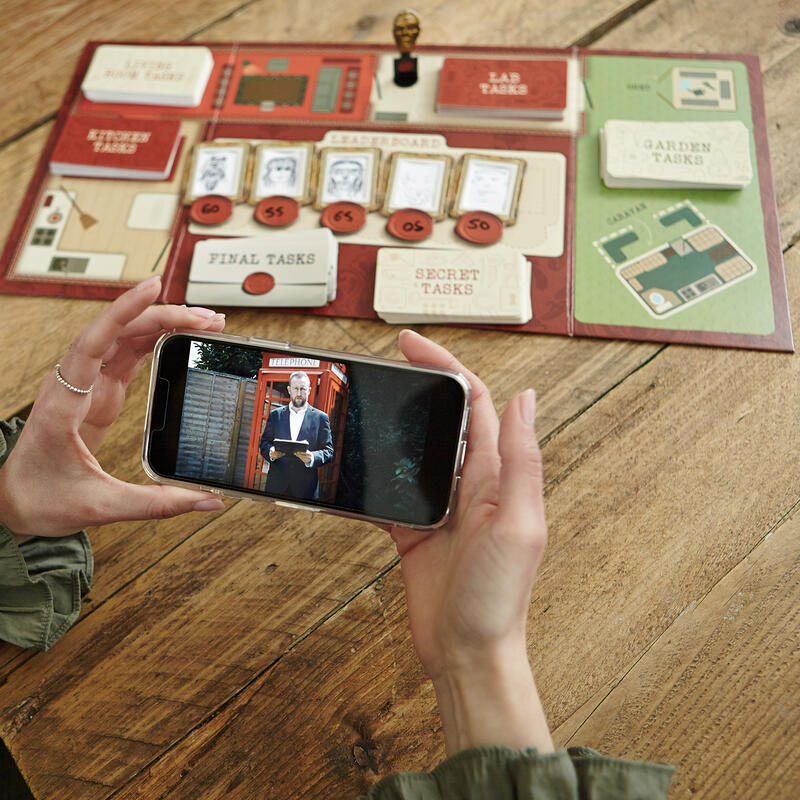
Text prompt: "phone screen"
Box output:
[[146, 334, 469, 527]]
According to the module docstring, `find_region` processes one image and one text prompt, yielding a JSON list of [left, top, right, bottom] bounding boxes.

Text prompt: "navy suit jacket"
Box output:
[[258, 404, 334, 500]]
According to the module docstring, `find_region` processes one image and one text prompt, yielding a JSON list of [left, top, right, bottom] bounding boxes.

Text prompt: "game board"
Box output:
[[0, 41, 791, 351]]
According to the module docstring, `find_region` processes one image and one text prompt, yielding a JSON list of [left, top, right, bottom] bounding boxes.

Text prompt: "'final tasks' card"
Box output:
[[50, 115, 182, 180], [436, 58, 568, 119]]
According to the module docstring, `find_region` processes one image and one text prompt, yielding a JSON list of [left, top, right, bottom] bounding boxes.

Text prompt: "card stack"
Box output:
[[373, 246, 532, 325], [186, 229, 338, 308], [600, 119, 752, 189], [436, 58, 568, 120], [50, 115, 182, 180], [81, 44, 215, 107]]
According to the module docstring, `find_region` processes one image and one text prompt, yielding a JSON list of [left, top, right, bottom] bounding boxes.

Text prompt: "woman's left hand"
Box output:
[[0, 276, 228, 538]]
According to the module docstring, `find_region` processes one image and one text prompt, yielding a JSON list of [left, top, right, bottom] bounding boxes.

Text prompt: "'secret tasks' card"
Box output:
[[374, 246, 532, 325]]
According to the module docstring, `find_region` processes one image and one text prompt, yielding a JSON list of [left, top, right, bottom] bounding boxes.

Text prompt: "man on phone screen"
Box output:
[[259, 372, 334, 500]]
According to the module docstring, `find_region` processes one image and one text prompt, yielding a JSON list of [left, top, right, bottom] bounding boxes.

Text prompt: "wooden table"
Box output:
[[1, 2, 798, 797]]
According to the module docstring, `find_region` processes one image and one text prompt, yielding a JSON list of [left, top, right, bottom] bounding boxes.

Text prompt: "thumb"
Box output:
[[495, 390, 547, 546], [99, 479, 225, 523]]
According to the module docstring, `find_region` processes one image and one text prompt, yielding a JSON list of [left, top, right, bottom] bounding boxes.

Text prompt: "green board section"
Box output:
[[574, 55, 774, 335]]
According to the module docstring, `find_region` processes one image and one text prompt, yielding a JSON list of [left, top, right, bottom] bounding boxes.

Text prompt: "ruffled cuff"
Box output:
[[361, 746, 673, 799], [0, 525, 93, 651]]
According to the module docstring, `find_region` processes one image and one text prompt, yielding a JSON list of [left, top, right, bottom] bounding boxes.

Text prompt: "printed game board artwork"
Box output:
[[0, 40, 791, 351]]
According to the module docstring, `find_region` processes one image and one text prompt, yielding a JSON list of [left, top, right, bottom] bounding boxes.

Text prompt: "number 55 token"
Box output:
[[320, 201, 367, 234], [386, 209, 433, 242], [455, 211, 503, 244], [254, 196, 299, 227]]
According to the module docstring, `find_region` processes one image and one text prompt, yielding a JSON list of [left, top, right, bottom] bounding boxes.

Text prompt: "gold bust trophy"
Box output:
[[393, 9, 420, 87]]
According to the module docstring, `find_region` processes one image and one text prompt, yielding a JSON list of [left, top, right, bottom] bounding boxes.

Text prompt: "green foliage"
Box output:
[[193, 343, 262, 379]]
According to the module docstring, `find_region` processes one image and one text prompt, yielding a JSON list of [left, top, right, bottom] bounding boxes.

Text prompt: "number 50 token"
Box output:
[[455, 211, 503, 244]]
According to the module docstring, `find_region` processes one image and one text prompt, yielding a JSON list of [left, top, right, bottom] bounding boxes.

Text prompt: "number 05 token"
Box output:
[[254, 196, 299, 227], [320, 201, 367, 234], [455, 211, 503, 244], [190, 195, 233, 225], [386, 209, 433, 242]]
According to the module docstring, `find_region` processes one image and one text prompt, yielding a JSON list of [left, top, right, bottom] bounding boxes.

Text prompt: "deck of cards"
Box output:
[[600, 119, 753, 190], [373, 246, 532, 325], [186, 228, 338, 307], [81, 45, 214, 107]]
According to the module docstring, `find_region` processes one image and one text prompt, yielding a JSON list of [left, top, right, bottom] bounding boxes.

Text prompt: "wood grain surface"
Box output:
[[0, 0, 798, 798]]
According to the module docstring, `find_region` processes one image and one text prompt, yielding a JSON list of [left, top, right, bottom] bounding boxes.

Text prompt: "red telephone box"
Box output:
[[244, 354, 348, 502]]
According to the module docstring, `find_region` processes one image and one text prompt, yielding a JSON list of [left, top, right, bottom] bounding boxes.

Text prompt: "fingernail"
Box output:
[[400, 328, 422, 338], [187, 306, 216, 319], [521, 389, 536, 426], [135, 275, 161, 292], [193, 498, 225, 512]]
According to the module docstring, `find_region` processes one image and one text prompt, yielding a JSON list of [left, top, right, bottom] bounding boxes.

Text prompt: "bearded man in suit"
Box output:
[[258, 371, 334, 500]]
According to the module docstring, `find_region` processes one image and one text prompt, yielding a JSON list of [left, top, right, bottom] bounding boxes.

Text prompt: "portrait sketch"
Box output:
[[250, 142, 313, 203], [382, 153, 452, 218], [452, 154, 526, 223], [185, 142, 250, 203], [315, 148, 380, 210]]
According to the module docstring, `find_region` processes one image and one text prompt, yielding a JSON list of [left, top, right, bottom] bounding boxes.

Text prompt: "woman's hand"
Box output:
[[392, 330, 552, 755], [0, 276, 228, 539]]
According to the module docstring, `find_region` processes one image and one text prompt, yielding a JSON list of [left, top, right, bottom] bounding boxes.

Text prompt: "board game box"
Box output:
[[0, 39, 791, 351]]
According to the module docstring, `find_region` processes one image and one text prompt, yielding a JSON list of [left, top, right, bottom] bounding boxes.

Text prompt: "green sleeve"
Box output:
[[360, 746, 674, 799], [0, 418, 93, 651]]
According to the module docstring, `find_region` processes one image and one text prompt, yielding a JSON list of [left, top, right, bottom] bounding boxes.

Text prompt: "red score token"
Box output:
[[190, 195, 233, 225], [455, 211, 504, 244], [242, 272, 276, 295], [320, 201, 367, 234], [386, 209, 433, 242], [254, 196, 299, 227]]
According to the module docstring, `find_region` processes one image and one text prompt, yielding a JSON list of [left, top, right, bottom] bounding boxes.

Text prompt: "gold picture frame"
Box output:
[[450, 153, 526, 225], [183, 141, 251, 205], [313, 147, 381, 211], [249, 141, 315, 205], [380, 152, 453, 219]]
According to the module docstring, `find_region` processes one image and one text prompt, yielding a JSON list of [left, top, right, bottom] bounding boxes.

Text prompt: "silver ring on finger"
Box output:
[[54, 363, 94, 395]]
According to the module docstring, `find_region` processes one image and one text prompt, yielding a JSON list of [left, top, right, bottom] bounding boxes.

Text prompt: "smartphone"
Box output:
[[142, 331, 471, 529]]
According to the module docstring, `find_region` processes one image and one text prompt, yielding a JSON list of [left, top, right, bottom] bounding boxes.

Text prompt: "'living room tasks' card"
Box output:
[[601, 119, 752, 189], [81, 44, 214, 107]]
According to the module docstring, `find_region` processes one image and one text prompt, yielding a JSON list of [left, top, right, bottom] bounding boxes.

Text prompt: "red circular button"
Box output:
[[386, 209, 433, 242], [455, 211, 504, 244], [242, 272, 276, 295], [190, 195, 233, 225], [320, 201, 367, 234], [254, 196, 299, 227]]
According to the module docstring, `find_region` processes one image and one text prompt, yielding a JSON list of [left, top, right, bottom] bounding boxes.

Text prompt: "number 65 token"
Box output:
[[386, 209, 433, 242], [455, 211, 503, 244], [320, 201, 367, 234]]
